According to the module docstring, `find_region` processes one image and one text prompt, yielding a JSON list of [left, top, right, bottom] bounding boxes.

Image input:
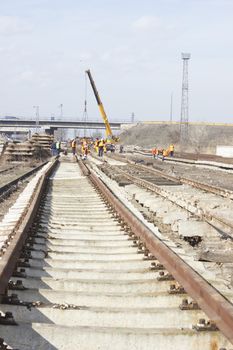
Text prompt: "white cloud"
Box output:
[[17, 70, 51, 88], [19, 71, 34, 82], [132, 16, 161, 31], [0, 16, 32, 36], [79, 52, 92, 61]]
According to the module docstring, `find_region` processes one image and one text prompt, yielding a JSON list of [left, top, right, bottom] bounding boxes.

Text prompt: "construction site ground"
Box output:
[[113, 152, 233, 191], [120, 122, 233, 153], [88, 152, 233, 299]]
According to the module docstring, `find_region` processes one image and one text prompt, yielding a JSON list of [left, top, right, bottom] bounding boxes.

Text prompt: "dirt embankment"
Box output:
[[120, 123, 233, 154]]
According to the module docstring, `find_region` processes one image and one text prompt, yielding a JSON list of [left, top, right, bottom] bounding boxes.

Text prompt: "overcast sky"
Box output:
[[0, 0, 232, 122]]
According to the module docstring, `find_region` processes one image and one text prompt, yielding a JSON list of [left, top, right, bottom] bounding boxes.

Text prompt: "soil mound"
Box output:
[[120, 122, 233, 154]]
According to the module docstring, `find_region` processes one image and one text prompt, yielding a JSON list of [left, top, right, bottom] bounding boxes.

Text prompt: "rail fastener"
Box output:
[[150, 262, 165, 270], [179, 298, 200, 310], [79, 159, 233, 344], [8, 280, 27, 291], [192, 319, 218, 332], [169, 284, 186, 294], [0, 312, 17, 326], [0, 159, 57, 296], [157, 271, 175, 281]]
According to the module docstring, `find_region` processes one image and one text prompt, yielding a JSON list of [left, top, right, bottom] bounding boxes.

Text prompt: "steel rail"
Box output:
[[127, 162, 181, 184], [180, 176, 233, 199], [134, 150, 233, 170], [114, 166, 233, 237], [106, 152, 233, 199], [91, 152, 233, 234], [0, 165, 18, 175], [0, 159, 58, 295], [79, 159, 233, 344], [134, 162, 233, 199], [0, 161, 50, 201]]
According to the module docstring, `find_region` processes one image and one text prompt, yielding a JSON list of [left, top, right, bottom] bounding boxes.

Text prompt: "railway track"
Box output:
[[0, 165, 19, 176], [130, 161, 233, 199], [102, 151, 233, 196], [98, 153, 233, 235], [133, 150, 233, 171], [0, 155, 232, 349], [0, 162, 49, 203]]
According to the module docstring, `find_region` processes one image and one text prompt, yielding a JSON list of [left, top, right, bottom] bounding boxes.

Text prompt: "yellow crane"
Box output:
[[85, 69, 118, 142]]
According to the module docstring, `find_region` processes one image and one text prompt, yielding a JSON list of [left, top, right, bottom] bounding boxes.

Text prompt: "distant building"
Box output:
[[1, 116, 19, 120]]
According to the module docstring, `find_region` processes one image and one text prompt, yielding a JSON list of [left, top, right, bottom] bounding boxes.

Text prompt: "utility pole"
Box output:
[[59, 104, 63, 119], [170, 93, 173, 122], [83, 99, 88, 138], [83, 72, 88, 138], [131, 112, 135, 123], [33, 105, 40, 134], [58, 104, 64, 140], [180, 53, 191, 147]]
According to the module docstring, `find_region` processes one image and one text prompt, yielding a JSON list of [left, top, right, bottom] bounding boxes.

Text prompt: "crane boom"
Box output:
[[85, 69, 113, 138]]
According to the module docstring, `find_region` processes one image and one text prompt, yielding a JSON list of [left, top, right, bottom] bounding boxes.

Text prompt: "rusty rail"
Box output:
[[115, 154, 233, 200], [135, 161, 233, 199], [180, 176, 233, 199], [0, 159, 58, 295], [79, 159, 233, 344], [0, 161, 50, 201], [115, 166, 233, 238], [134, 150, 233, 169]]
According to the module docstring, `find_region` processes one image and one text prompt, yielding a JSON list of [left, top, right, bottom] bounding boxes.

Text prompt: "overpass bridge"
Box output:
[[0, 119, 133, 135]]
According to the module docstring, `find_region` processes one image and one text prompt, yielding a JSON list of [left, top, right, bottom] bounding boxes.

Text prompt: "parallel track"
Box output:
[[99, 153, 233, 237], [106, 152, 233, 198], [0, 156, 232, 349], [0, 162, 49, 203], [134, 150, 233, 171]]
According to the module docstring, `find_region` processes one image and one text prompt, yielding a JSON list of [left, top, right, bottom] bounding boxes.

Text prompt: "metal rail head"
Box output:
[[0, 159, 58, 296], [78, 159, 233, 344]]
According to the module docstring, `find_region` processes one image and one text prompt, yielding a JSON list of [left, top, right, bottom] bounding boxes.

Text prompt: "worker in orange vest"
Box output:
[[98, 139, 104, 157], [162, 149, 167, 161], [71, 139, 76, 155], [81, 140, 88, 159], [151, 147, 157, 159], [94, 138, 99, 153], [169, 144, 174, 157]]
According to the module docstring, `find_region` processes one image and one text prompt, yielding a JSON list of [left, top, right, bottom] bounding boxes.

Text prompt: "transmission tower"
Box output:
[[180, 53, 191, 146]]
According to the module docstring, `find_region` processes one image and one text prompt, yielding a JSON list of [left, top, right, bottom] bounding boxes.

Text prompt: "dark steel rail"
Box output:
[[0, 159, 58, 295], [134, 162, 233, 199], [79, 159, 233, 344], [0, 165, 18, 175], [135, 150, 233, 170], [112, 166, 233, 240], [0, 162, 50, 201], [107, 152, 233, 199]]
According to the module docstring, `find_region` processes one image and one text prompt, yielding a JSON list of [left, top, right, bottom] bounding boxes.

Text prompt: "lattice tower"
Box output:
[[180, 53, 191, 146]]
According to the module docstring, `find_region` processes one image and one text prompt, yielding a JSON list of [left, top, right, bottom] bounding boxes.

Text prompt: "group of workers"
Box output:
[[152, 144, 174, 160], [71, 138, 89, 159], [70, 137, 108, 159], [52, 138, 174, 161]]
